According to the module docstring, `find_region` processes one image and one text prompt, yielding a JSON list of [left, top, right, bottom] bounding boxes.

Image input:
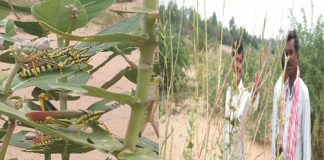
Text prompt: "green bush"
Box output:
[[290, 10, 324, 159]]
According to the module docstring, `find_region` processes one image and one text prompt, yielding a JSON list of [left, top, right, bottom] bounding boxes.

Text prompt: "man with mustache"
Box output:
[[223, 38, 261, 159], [271, 30, 311, 159]]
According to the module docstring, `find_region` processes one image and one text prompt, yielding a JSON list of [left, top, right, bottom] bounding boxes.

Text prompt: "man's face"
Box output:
[[232, 51, 243, 80], [284, 39, 298, 79]]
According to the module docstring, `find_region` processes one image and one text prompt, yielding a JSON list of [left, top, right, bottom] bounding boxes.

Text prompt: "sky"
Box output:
[[159, 0, 324, 39]]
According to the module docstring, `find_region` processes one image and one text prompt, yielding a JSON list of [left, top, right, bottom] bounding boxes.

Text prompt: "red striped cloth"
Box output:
[[280, 68, 300, 160]]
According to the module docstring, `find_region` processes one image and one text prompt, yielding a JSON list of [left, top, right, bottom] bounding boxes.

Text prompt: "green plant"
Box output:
[[289, 8, 324, 159], [0, 0, 158, 159]]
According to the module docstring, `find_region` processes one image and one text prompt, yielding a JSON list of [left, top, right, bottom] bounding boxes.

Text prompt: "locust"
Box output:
[[31, 135, 54, 147], [25, 94, 118, 139], [18, 46, 92, 78]]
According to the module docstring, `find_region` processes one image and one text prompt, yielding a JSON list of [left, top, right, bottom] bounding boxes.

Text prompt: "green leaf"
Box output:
[[29, 72, 89, 101], [137, 136, 158, 153], [14, 21, 46, 37], [0, 128, 6, 139], [124, 67, 137, 84], [31, 0, 88, 32], [4, 130, 32, 149], [80, 43, 118, 55], [31, 87, 80, 101], [111, 7, 158, 16], [87, 99, 123, 112], [0, 6, 10, 20], [0, 73, 9, 86], [0, 33, 17, 47], [101, 67, 132, 89], [77, 14, 142, 52], [25, 100, 57, 111], [47, 83, 88, 93], [0, 51, 15, 64], [183, 151, 193, 160], [0, 19, 8, 26], [187, 141, 194, 149], [118, 148, 158, 160], [8, 130, 94, 154], [67, 71, 90, 85], [106, 45, 137, 54], [94, 14, 142, 34], [11, 66, 83, 91], [38, 20, 148, 46], [0, 1, 31, 14], [81, 85, 141, 106], [25, 138, 94, 154], [80, 0, 115, 21], [32, 71, 90, 90], [124, 64, 159, 84], [5, 20, 16, 36], [0, 103, 123, 153]]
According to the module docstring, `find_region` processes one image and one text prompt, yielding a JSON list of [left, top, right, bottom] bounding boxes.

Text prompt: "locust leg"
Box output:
[[76, 120, 96, 138], [97, 121, 113, 135], [44, 117, 72, 128], [38, 93, 47, 143], [38, 93, 47, 112]]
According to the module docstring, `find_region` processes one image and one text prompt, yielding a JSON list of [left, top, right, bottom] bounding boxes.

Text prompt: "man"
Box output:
[[223, 38, 261, 159], [271, 31, 311, 159]]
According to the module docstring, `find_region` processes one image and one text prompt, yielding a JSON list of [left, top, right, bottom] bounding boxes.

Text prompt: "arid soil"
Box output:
[[160, 99, 271, 160]]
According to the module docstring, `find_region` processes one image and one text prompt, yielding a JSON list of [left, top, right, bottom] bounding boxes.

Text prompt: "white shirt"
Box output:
[[271, 75, 311, 160], [223, 80, 259, 160]]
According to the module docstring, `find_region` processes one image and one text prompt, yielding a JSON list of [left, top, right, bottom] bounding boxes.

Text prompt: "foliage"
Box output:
[[289, 8, 324, 159], [0, 0, 158, 159], [159, 2, 269, 51], [159, 2, 191, 94]]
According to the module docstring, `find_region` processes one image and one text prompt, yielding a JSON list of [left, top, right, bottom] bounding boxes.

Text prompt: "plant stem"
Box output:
[[0, 60, 22, 159], [1, 61, 22, 97], [123, 0, 157, 151], [218, 0, 226, 91], [65, 7, 77, 47], [0, 119, 16, 160], [61, 140, 69, 160], [59, 76, 68, 110], [45, 153, 51, 160], [57, 36, 64, 48]]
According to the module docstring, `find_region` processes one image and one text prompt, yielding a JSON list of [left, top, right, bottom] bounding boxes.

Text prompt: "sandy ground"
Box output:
[[160, 45, 271, 160], [160, 100, 271, 160], [0, 1, 158, 160]]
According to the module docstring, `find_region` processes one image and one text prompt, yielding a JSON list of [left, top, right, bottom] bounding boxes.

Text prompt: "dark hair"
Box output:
[[232, 38, 243, 59], [287, 30, 299, 52], [282, 30, 299, 69]]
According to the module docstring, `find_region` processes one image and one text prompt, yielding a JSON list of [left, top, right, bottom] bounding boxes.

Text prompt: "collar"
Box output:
[[284, 66, 300, 98], [238, 79, 244, 89]]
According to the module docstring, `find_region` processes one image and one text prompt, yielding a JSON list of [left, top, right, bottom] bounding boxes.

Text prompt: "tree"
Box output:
[[211, 12, 217, 26], [229, 16, 237, 38]]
